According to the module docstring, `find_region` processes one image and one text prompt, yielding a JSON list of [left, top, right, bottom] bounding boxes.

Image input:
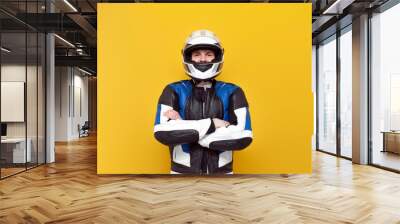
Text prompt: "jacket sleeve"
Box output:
[[153, 85, 215, 146], [198, 87, 253, 151]]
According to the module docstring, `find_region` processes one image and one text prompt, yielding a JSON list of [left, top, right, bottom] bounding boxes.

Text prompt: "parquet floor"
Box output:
[[1, 167, 26, 178], [1, 134, 400, 223]]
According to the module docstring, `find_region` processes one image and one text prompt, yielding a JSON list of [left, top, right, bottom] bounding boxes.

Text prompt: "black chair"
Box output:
[[79, 121, 90, 138]]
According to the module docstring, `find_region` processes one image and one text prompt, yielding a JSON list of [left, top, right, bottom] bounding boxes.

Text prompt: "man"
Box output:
[[154, 30, 253, 174]]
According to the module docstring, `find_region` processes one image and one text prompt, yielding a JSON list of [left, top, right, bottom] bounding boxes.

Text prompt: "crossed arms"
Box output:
[[153, 86, 253, 151]]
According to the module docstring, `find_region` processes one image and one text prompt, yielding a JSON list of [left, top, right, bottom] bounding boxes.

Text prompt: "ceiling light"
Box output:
[[322, 0, 355, 15], [78, 67, 93, 76], [63, 0, 78, 12], [1, 47, 11, 53], [54, 34, 75, 48]]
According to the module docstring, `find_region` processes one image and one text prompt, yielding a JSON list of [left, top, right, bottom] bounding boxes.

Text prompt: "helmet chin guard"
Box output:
[[182, 30, 224, 81]]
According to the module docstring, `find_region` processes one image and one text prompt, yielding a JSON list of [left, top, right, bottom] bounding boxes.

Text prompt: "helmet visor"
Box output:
[[183, 44, 223, 64]]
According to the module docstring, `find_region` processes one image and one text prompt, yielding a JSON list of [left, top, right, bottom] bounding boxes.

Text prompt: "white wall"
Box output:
[[55, 66, 69, 141], [72, 72, 89, 138], [1, 82, 25, 122], [55, 67, 89, 141]]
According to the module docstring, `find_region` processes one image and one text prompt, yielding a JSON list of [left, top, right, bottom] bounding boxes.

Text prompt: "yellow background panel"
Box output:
[[98, 3, 312, 174]]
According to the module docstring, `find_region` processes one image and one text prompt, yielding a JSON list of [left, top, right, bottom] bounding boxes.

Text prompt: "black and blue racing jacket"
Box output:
[[153, 79, 253, 174]]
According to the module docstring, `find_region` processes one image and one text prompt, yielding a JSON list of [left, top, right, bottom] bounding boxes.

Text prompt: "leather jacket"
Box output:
[[154, 79, 253, 174]]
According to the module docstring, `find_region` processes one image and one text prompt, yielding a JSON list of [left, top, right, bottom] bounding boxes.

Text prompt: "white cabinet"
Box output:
[[1, 138, 32, 163]]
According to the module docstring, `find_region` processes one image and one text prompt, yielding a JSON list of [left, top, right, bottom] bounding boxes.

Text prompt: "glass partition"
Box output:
[[1, 30, 28, 177], [0, 1, 46, 179]]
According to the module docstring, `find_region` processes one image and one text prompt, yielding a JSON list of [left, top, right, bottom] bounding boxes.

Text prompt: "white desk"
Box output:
[[1, 138, 31, 163]]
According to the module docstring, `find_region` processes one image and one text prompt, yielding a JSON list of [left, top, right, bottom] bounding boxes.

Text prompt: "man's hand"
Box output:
[[213, 118, 230, 128], [163, 109, 181, 120]]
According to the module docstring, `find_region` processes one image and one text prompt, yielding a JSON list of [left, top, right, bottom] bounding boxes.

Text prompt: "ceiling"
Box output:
[[0, 0, 394, 74]]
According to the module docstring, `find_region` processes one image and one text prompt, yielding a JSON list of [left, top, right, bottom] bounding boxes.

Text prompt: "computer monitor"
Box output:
[[1, 123, 7, 137]]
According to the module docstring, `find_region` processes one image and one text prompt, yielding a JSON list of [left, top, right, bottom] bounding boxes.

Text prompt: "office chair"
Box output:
[[79, 121, 90, 138]]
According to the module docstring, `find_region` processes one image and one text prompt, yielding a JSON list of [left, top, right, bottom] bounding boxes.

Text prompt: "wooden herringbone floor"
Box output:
[[1, 134, 400, 224]]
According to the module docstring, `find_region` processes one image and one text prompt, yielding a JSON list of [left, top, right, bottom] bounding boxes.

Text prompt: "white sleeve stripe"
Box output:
[[159, 104, 173, 124], [154, 118, 211, 138], [233, 107, 247, 130], [154, 104, 212, 139], [199, 130, 253, 148], [198, 107, 252, 148]]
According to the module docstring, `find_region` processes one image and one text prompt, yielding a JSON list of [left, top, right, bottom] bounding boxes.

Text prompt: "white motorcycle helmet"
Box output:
[[182, 30, 224, 81]]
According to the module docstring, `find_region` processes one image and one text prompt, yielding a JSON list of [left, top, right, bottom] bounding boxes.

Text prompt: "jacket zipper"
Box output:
[[202, 88, 208, 174], [202, 102, 205, 119]]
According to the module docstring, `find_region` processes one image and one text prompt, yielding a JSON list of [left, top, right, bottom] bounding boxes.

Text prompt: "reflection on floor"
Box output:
[[0, 162, 43, 178], [340, 147, 352, 158], [373, 150, 400, 170], [0, 167, 25, 177], [0, 134, 400, 223]]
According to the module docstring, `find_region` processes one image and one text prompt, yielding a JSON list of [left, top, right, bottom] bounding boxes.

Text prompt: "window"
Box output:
[[339, 28, 352, 158], [370, 3, 400, 171], [317, 35, 337, 154]]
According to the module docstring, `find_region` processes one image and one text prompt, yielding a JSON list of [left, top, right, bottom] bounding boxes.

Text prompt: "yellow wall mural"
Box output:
[[98, 3, 313, 174]]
